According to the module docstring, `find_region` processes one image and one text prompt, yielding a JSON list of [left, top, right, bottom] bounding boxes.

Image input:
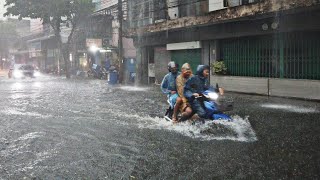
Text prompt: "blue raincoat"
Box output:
[[184, 65, 216, 118], [161, 72, 180, 108]]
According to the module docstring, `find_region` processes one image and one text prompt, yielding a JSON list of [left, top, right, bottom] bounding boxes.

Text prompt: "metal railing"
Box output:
[[221, 32, 320, 80]]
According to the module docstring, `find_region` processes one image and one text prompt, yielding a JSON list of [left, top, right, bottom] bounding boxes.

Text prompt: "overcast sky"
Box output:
[[0, 0, 6, 20]]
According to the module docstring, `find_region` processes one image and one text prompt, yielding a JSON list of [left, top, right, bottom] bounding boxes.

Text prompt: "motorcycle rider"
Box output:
[[175, 63, 194, 122], [161, 61, 180, 121], [184, 65, 224, 119]]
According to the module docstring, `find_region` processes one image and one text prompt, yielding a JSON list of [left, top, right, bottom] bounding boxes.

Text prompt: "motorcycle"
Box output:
[[100, 67, 108, 80], [164, 84, 233, 122], [88, 64, 108, 79]]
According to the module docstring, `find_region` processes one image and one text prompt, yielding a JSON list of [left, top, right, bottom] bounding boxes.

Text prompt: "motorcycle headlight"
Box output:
[[14, 71, 23, 78], [34, 71, 41, 77], [208, 92, 219, 100]]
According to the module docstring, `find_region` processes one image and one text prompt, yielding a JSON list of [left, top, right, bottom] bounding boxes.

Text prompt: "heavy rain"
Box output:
[[0, 0, 320, 179]]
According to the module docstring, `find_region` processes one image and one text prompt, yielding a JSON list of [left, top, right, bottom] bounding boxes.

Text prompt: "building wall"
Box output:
[[154, 47, 171, 84], [123, 37, 136, 58], [7, 18, 31, 37], [30, 19, 43, 34], [212, 75, 320, 100], [269, 79, 320, 100], [212, 75, 269, 95], [128, 0, 320, 35], [131, 0, 320, 86]]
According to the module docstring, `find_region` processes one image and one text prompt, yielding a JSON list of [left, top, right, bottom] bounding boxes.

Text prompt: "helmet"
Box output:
[[196, 65, 210, 76], [167, 61, 179, 72]]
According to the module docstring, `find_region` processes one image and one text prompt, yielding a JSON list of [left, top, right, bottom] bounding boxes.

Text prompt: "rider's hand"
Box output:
[[219, 88, 225, 96], [193, 93, 200, 97], [171, 91, 177, 94]]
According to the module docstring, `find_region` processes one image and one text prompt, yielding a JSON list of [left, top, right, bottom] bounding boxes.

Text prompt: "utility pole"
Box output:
[[118, 0, 124, 83]]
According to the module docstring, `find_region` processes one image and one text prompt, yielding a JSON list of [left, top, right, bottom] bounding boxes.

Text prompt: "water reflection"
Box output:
[[11, 82, 24, 90], [118, 86, 150, 92], [261, 104, 318, 113], [32, 82, 42, 88]]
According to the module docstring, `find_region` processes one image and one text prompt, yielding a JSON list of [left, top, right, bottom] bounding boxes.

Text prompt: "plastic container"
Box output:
[[108, 71, 118, 85]]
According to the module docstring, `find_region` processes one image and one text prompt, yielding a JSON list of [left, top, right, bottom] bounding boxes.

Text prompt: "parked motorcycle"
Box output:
[[88, 64, 107, 79]]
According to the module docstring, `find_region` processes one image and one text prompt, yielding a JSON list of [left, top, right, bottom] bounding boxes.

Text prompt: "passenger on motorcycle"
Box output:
[[175, 63, 194, 122], [184, 65, 224, 119], [161, 61, 180, 120]]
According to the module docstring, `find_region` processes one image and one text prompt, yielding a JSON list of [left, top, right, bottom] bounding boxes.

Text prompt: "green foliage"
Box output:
[[4, 0, 94, 42], [4, 0, 94, 78], [211, 61, 227, 75], [4, 0, 94, 20]]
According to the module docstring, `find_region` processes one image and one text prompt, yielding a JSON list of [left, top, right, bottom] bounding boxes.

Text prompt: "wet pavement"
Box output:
[[0, 74, 319, 179]]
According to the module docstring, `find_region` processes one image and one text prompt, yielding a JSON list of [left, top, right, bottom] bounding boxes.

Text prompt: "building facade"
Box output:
[[128, 0, 320, 99], [92, 0, 136, 83]]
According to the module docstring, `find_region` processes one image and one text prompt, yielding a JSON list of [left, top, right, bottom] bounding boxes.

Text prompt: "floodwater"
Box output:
[[0, 75, 319, 179]]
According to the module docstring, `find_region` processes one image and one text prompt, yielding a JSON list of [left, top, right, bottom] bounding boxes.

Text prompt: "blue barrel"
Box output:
[[109, 71, 118, 85]]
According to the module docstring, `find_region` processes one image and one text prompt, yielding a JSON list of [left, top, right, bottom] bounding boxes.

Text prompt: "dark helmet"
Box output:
[[167, 61, 179, 72], [196, 65, 210, 76]]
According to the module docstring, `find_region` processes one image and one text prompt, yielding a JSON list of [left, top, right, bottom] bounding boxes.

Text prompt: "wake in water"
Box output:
[[138, 115, 257, 142], [112, 109, 257, 142]]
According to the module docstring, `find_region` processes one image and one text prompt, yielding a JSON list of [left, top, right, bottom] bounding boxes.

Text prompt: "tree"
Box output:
[[4, 0, 93, 78]]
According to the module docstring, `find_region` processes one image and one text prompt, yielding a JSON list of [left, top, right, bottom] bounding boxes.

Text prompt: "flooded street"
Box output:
[[0, 75, 319, 179]]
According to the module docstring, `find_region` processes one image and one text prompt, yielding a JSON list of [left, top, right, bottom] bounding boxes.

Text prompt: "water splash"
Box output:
[[142, 115, 257, 142], [115, 110, 257, 142], [261, 104, 319, 113]]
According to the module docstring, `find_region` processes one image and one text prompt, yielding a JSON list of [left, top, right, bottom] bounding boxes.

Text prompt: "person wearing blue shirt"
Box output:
[[105, 56, 111, 71], [184, 65, 224, 119], [161, 61, 180, 121]]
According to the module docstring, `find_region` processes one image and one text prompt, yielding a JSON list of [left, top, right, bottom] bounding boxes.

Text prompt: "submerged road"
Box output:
[[0, 74, 319, 179]]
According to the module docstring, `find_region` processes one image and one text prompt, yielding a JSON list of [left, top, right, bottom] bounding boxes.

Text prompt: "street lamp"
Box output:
[[89, 45, 99, 53]]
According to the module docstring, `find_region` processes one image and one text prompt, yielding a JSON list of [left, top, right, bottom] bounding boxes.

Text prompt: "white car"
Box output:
[[8, 64, 35, 79]]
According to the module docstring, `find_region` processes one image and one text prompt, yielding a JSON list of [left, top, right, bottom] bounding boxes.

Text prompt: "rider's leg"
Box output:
[[179, 107, 193, 122], [172, 97, 182, 122], [192, 100, 206, 119], [182, 107, 192, 117]]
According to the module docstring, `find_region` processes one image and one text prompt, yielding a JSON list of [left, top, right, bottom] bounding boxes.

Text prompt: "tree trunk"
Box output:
[[55, 34, 71, 79], [53, 19, 71, 79], [62, 44, 71, 79]]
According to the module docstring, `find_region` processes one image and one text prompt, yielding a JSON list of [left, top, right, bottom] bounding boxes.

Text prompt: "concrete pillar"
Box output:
[[210, 40, 220, 64], [135, 47, 149, 85], [202, 41, 210, 65], [209, 40, 220, 82]]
